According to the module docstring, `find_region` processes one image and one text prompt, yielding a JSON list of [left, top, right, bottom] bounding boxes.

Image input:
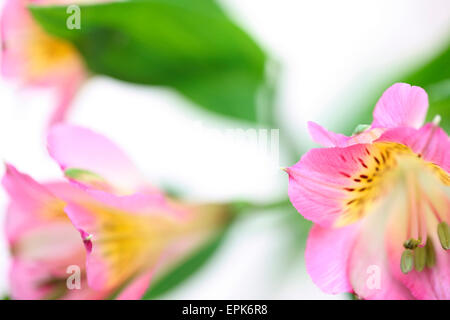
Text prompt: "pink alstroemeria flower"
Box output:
[[46, 124, 230, 297], [286, 83, 449, 299], [2, 164, 111, 299], [1, 0, 95, 126], [3, 161, 228, 299]]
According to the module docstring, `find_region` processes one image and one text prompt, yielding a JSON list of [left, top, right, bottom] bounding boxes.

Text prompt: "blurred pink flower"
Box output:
[[2, 164, 110, 299], [43, 124, 230, 297], [3, 158, 228, 299], [0, 0, 90, 126], [286, 83, 449, 299]]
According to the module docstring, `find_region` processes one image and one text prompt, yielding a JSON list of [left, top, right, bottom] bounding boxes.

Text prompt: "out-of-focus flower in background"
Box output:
[[1, 124, 231, 299], [47, 124, 231, 298], [2, 164, 110, 299], [287, 83, 449, 299], [0, 0, 92, 126]]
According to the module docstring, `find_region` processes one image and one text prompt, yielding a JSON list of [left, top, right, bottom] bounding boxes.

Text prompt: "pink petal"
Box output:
[[63, 193, 180, 291], [2, 164, 57, 243], [45, 181, 93, 204], [86, 189, 172, 215], [378, 123, 450, 172], [9, 259, 53, 300], [2, 164, 55, 209], [308, 121, 385, 147], [63, 282, 110, 300], [62, 203, 109, 290], [61, 265, 113, 299], [305, 223, 359, 294], [1, 164, 90, 242], [307, 121, 351, 147], [116, 270, 155, 300], [286, 143, 379, 227], [47, 68, 86, 127], [372, 83, 428, 129], [0, 0, 32, 79], [2, 164, 89, 263], [47, 124, 150, 194], [14, 222, 86, 265], [9, 258, 107, 300]]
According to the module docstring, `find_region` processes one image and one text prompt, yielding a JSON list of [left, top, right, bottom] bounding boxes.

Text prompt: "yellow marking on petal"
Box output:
[[25, 24, 82, 81], [335, 142, 450, 227], [41, 200, 68, 221], [85, 202, 230, 290], [85, 205, 177, 288]]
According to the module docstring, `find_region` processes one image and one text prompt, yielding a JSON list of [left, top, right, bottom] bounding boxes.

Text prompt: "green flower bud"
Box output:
[[437, 222, 449, 250], [425, 238, 436, 268], [414, 246, 426, 272], [352, 124, 370, 135], [400, 250, 414, 274]]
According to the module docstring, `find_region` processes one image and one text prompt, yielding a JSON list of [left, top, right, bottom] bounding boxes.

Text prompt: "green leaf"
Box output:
[[29, 0, 269, 123], [142, 224, 231, 299]]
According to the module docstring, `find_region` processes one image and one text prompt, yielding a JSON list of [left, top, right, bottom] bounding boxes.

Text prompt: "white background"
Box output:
[[0, 0, 449, 299]]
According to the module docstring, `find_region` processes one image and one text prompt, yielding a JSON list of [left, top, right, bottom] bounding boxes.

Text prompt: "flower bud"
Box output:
[[400, 249, 414, 274], [414, 246, 426, 272], [425, 238, 436, 268], [437, 222, 449, 250]]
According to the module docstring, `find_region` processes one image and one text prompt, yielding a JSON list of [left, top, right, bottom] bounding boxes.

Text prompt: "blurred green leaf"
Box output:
[[30, 0, 268, 123], [142, 224, 230, 299]]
